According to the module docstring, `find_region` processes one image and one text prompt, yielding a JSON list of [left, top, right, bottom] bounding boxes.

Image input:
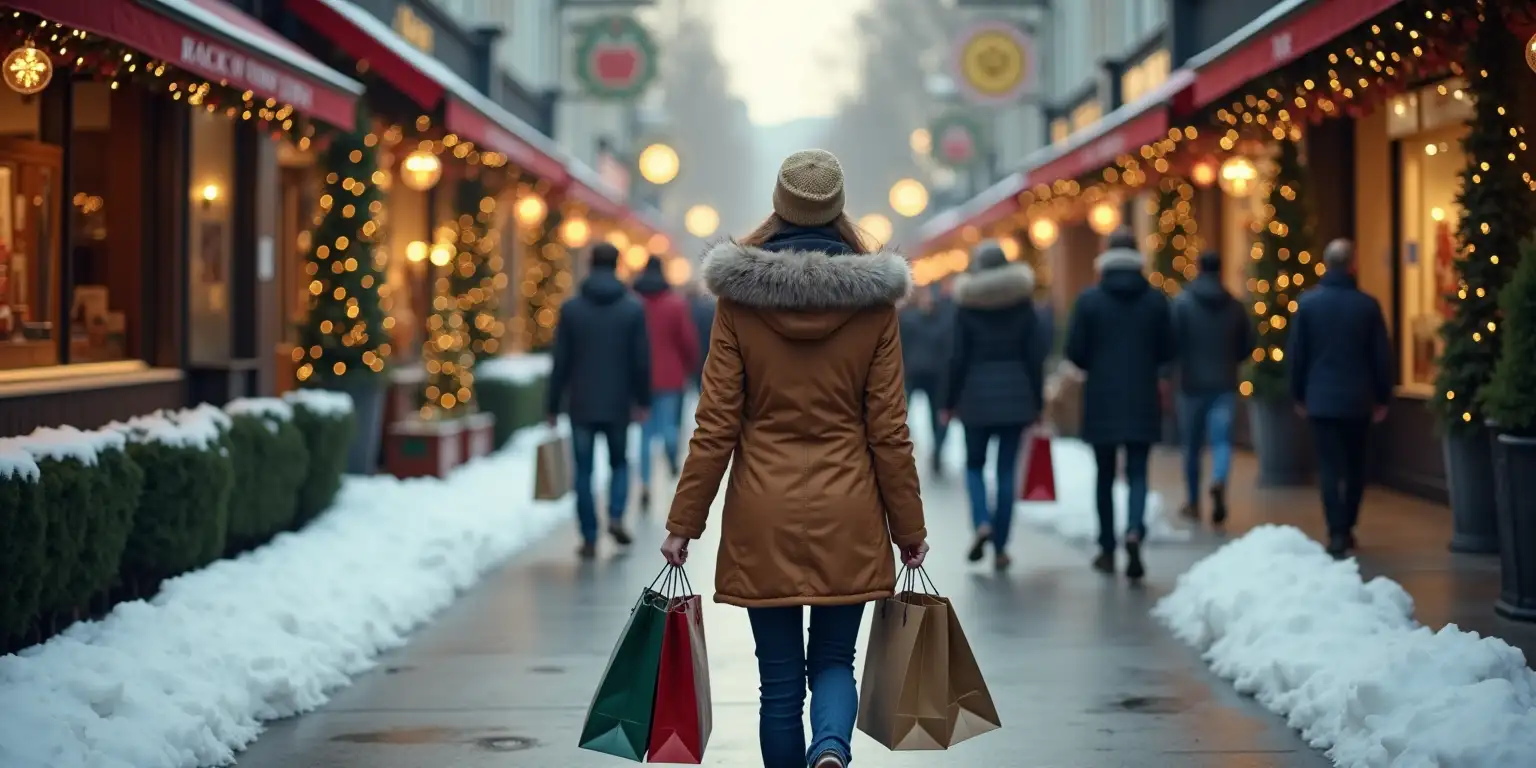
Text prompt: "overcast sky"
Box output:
[[709, 0, 872, 125]]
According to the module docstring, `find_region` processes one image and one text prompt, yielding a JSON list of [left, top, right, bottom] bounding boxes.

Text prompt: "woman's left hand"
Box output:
[[661, 533, 690, 566]]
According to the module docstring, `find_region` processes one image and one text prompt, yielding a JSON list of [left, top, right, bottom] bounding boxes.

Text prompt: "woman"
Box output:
[[661, 149, 928, 768], [940, 241, 1045, 572]]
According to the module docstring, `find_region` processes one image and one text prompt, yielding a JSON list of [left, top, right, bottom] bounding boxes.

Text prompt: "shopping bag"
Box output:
[[940, 597, 1001, 746], [646, 580, 712, 763], [534, 432, 572, 501], [578, 583, 670, 760], [1018, 432, 1056, 501], [856, 577, 951, 750]]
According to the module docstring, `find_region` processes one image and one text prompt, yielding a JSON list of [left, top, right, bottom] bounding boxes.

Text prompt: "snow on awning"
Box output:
[[1022, 68, 1195, 187], [10, 0, 363, 129], [286, 0, 568, 183]]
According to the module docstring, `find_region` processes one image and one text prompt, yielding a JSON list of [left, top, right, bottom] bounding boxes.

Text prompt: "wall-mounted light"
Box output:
[[1218, 157, 1258, 197], [200, 183, 220, 208], [400, 149, 442, 191]]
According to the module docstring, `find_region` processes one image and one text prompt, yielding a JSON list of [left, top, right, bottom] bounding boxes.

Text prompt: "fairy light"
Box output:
[[1148, 176, 1200, 295]]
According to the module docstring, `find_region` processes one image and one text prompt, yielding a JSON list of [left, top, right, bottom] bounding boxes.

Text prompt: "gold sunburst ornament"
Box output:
[[4, 45, 53, 95]]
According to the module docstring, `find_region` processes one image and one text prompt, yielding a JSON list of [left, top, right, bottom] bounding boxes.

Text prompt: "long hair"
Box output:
[[737, 212, 872, 254]]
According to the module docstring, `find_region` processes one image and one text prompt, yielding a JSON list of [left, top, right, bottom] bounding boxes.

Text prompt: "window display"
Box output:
[[0, 86, 59, 370]]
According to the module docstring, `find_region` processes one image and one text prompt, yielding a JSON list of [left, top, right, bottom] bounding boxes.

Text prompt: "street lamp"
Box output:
[[857, 213, 894, 247], [685, 204, 720, 238], [400, 149, 442, 191], [889, 179, 929, 218], [638, 143, 680, 185]]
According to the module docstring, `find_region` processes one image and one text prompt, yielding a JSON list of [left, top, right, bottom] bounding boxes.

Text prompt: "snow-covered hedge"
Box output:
[[0, 444, 44, 647], [475, 353, 552, 448], [283, 389, 355, 526], [224, 398, 308, 554], [1155, 525, 1536, 767]]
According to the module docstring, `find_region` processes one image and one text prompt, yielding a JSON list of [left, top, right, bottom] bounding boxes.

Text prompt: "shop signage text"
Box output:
[[394, 6, 435, 53], [180, 37, 315, 110], [1270, 31, 1293, 63]]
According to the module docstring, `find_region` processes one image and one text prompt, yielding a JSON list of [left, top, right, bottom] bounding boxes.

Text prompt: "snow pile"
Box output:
[[0, 438, 40, 481], [1153, 525, 1536, 767], [109, 409, 226, 450], [1014, 438, 1187, 544], [0, 428, 568, 768], [476, 353, 553, 385], [282, 388, 354, 417], [16, 425, 128, 465], [225, 397, 294, 422]]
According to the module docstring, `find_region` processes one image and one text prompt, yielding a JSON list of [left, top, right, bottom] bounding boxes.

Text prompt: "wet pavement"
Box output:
[[236, 427, 1337, 768]]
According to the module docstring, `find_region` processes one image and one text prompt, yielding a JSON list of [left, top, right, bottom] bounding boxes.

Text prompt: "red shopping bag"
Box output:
[[646, 592, 712, 763], [1018, 433, 1056, 502]]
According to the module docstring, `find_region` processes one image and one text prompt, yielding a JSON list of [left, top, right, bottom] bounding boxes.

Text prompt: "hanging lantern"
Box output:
[[515, 193, 548, 228], [1218, 157, 1259, 197], [559, 215, 591, 247], [1190, 160, 1217, 188], [400, 150, 442, 191], [4, 45, 52, 96], [1088, 202, 1121, 236], [1028, 218, 1059, 249]]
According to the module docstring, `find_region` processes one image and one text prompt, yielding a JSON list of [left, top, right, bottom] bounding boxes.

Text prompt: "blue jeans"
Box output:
[[746, 604, 866, 767], [1092, 443, 1150, 551], [570, 423, 629, 544], [639, 390, 684, 486], [1177, 391, 1236, 507], [963, 425, 1024, 550]]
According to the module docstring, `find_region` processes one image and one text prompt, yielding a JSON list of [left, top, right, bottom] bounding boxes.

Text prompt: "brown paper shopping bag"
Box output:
[[856, 590, 950, 750], [534, 432, 572, 500], [939, 596, 1002, 746]]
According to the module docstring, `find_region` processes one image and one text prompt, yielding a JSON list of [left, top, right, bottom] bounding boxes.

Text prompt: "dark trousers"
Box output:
[[905, 374, 949, 452], [1310, 417, 1369, 535], [1092, 442, 1151, 552], [571, 422, 630, 544]]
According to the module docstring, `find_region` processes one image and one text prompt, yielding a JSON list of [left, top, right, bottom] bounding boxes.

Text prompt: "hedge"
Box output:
[[0, 444, 44, 645], [116, 406, 234, 588], [73, 435, 142, 607], [224, 398, 310, 554], [283, 388, 355, 527], [476, 354, 552, 449]]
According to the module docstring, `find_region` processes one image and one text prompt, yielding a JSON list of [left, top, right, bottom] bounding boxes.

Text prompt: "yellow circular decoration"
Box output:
[[638, 143, 680, 185], [4, 45, 53, 96], [685, 204, 719, 238], [955, 23, 1032, 103], [889, 179, 929, 218]]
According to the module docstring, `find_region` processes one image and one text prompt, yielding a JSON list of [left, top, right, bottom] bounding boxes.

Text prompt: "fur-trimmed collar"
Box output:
[[701, 241, 913, 311], [1095, 247, 1145, 273], [953, 262, 1036, 309]]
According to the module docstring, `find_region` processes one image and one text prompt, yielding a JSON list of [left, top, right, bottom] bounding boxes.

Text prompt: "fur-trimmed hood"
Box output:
[[1095, 247, 1145, 273], [701, 240, 913, 312], [953, 261, 1036, 309]]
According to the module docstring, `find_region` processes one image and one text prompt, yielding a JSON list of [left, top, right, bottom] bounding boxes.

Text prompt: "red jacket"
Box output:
[[637, 284, 700, 392]]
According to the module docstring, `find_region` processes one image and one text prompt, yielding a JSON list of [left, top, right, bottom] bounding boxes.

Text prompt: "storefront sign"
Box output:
[[1270, 31, 1294, 63], [180, 37, 314, 110], [1077, 132, 1127, 170], [574, 16, 658, 99], [393, 6, 434, 53], [952, 20, 1035, 105], [928, 111, 985, 169]]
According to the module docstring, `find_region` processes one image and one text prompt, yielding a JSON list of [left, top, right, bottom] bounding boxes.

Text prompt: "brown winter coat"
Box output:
[[667, 239, 927, 608]]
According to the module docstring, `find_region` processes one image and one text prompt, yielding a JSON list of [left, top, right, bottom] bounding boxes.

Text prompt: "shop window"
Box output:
[[1071, 101, 1102, 132], [0, 86, 58, 370], [1121, 49, 1170, 105], [67, 81, 134, 365], [187, 110, 236, 365], [1050, 118, 1071, 145]]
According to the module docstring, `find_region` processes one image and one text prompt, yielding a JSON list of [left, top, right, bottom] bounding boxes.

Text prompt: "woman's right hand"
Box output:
[[901, 540, 930, 569]]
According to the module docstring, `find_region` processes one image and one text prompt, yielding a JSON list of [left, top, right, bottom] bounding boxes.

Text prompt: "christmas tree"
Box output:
[[1247, 136, 1315, 398], [295, 104, 390, 389], [1432, 14, 1535, 429], [1148, 176, 1200, 296], [1479, 234, 1536, 432], [452, 173, 505, 362], [420, 262, 475, 419], [525, 205, 569, 352]]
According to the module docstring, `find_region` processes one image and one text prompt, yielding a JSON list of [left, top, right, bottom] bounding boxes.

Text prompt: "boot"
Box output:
[[639, 488, 651, 514], [577, 541, 597, 560], [1326, 532, 1349, 559], [1210, 482, 1228, 525], [967, 526, 992, 563], [1179, 502, 1200, 521], [1124, 535, 1145, 581], [1092, 548, 1115, 574], [609, 523, 633, 547]]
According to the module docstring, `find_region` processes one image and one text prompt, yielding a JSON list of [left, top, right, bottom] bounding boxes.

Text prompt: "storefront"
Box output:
[[0, 0, 360, 435]]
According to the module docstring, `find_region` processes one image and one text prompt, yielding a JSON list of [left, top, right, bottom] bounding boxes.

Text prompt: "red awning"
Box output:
[[1027, 69, 1195, 185], [1190, 0, 1404, 109], [561, 159, 624, 219], [286, 0, 568, 183], [10, 0, 361, 129], [913, 172, 1026, 254]]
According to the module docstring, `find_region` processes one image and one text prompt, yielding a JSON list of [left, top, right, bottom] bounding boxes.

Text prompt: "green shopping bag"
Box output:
[[578, 569, 675, 760]]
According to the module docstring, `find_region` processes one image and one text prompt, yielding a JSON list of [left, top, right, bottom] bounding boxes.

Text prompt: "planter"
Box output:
[[462, 411, 496, 460], [1492, 429, 1536, 622], [1444, 426, 1499, 554], [479, 376, 548, 449], [384, 417, 465, 480], [335, 377, 387, 476], [1248, 396, 1313, 487]]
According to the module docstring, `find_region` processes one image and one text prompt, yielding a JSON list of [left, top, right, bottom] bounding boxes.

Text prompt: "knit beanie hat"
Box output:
[[773, 149, 846, 227]]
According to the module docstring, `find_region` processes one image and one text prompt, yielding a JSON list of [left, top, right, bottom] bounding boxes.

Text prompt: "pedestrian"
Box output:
[[545, 242, 651, 559], [632, 255, 700, 512], [1287, 238, 1392, 558], [939, 241, 1046, 572], [660, 149, 927, 768], [1171, 250, 1254, 525], [689, 282, 717, 386], [898, 283, 953, 471], [1065, 228, 1174, 580]]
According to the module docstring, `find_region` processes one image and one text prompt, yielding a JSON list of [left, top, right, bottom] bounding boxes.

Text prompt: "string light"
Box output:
[[1148, 177, 1200, 295]]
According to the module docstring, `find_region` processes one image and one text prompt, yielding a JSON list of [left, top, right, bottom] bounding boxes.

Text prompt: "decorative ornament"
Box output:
[[1526, 31, 1536, 73], [1028, 218, 1059, 249], [952, 21, 1035, 105], [1218, 157, 1259, 198], [4, 45, 52, 95], [575, 16, 659, 100], [927, 111, 985, 169], [1088, 202, 1121, 236], [400, 150, 442, 191]]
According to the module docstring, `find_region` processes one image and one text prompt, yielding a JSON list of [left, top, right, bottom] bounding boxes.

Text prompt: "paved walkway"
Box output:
[[238, 429, 1336, 767]]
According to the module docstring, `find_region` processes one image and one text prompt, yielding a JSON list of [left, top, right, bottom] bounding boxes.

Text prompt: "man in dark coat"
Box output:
[[546, 242, 651, 558], [632, 257, 700, 511], [1172, 250, 1254, 525], [1065, 228, 1174, 580], [899, 284, 954, 471], [1287, 239, 1392, 558]]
